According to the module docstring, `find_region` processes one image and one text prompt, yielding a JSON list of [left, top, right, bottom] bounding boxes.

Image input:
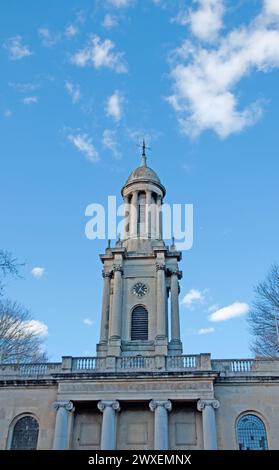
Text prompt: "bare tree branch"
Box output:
[[248, 264, 279, 358], [0, 299, 48, 364], [0, 250, 24, 296]]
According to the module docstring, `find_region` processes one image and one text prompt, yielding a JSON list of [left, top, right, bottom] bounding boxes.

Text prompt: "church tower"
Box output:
[[97, 143, 183, 361]]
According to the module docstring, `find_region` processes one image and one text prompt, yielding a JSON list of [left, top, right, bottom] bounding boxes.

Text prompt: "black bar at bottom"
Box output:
[[0, 450, 278, 467]]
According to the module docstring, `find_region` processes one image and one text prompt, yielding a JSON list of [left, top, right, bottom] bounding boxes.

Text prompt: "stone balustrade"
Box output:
[[1, 356, 279, 378]]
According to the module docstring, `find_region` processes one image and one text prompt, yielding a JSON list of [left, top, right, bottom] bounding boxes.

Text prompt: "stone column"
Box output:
[[197, 399, 220, 450], [156, 263, 166, 338], [97, 400, 120, 450], [145, 190, 152, 239], [149, 400, 172, 450], [100, 271, 111, 343], [170, 270, 181, 342], [53, 401, 75, 450], [156, 195, 162, 240], [123, 195, 130, 239], [110, 265, 123, 339], [130, 191, 138, 239]]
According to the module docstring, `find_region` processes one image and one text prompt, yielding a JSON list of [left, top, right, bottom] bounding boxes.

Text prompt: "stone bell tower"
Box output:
[[97, 142, 183, 360]]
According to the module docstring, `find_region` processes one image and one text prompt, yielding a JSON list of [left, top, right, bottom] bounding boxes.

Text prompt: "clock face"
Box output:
[[132, 282, 148, 298]]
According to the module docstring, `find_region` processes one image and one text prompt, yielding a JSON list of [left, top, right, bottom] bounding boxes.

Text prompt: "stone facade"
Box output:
[[1, 149, 278, 450]]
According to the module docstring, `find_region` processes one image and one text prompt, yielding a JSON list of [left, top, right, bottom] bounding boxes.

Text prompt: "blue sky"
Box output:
[[1, 0, 279, 360]]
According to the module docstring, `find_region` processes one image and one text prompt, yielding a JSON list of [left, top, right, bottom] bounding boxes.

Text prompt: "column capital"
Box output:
[[156, 263, 166, 272], [97, 400, 120, 413], [112, 265, 123, 275], [197, 399, 220, 412], [168, 269, 183, 279], [53, 400, 75, 413], [102, 270, 112, 278], [149, 399, 172, 412]]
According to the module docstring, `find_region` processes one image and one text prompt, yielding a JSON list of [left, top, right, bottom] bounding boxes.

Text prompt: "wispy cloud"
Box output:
[[167, 1, 279, 138], [209, 302, 249, 322], [188, 0, 224, 43], [4, 36, 32, 60], [9, 82, 39, 93], [103, 129, 121, 159], [64, 24, 79, 38], [107, 0, 133, 7], [38, 27, 59, 47], [103, 14, 118, 29], [68, 133, 99, 162], [83, 318, 94, 326], [31, 267, 45, 279], [23, 320, 48, 337], [181, 288, 207, 308], [4, 109, 12, 118], [197, 327, 215, 335], [22, 96, 38, 105], [65, 81, 81, 104], [71, 35, 127, 73], [105, 91, 124, 121]]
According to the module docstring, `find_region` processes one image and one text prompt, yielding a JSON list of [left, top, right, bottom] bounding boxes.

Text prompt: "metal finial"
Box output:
[[142, 139, 146, 157], [138, 138, 150, 167]]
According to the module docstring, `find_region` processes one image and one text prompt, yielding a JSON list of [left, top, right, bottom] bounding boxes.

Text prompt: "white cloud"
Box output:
[[168, 2, 279, 138], [23, 320, 48, 337], [103, 129, 121, 159], [107, 0, 132, 7], [64, 24, 79, 38], [264, 0, 279, 16], [4, 109, 12, 118], [31, 267, 45, 279], [103, 14, 118, 29], [38, 27, 59, 47], [4, 36, 32, 60], [65, 81, 81, 104], [9, 82, 39, 93], [181, 288, 206, 308], [71, 35, 127, 73], [83, 318, 94, 326], [209, 302, 249, 322], [22, 96, 38, 105], [105, 91, 124, 121], [208, 304, 219, 313], [189, 0, 224, 42], [197, 327, 215, 335], [68, 133, 99, 162]]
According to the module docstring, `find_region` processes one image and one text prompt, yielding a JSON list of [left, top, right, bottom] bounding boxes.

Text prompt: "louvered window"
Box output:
[[131, 306, 148, 340], [138, 192, 146, 237], [11, 416, 39, 450]]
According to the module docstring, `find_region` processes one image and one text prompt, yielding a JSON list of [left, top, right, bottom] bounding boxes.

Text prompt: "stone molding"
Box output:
[[149, 399, 172, 412], [197, 399, 220, 412], [97, 400, 121, 413]]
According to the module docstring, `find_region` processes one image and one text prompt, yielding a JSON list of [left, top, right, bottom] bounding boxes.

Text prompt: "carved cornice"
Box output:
[[53, 401, 75, 413], [149, 399, 172, 412], [97, 400, 120, 412], [197, 399, 220, 412]]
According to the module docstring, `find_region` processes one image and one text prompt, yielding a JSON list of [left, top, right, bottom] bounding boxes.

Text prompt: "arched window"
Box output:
[[237, 414, 268, 450], [131, 306, 148, 340], [11, 416, 39, 450]]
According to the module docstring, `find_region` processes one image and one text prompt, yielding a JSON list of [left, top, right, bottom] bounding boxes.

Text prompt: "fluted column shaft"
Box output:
[[100, 271, 111, 342], [156, 195, 162, 240], [123, 195, 130, 239], [170, 271, 181, 342], [145, 190, 152, 239], [110, 266, 123, 339], [130, 191, 138, 239], [156, 264, 166, 337], [197, 399, 220, 450], [53, 401, 75, 450], [149, 400, 172, 450], [98, 401, 120, 450]]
